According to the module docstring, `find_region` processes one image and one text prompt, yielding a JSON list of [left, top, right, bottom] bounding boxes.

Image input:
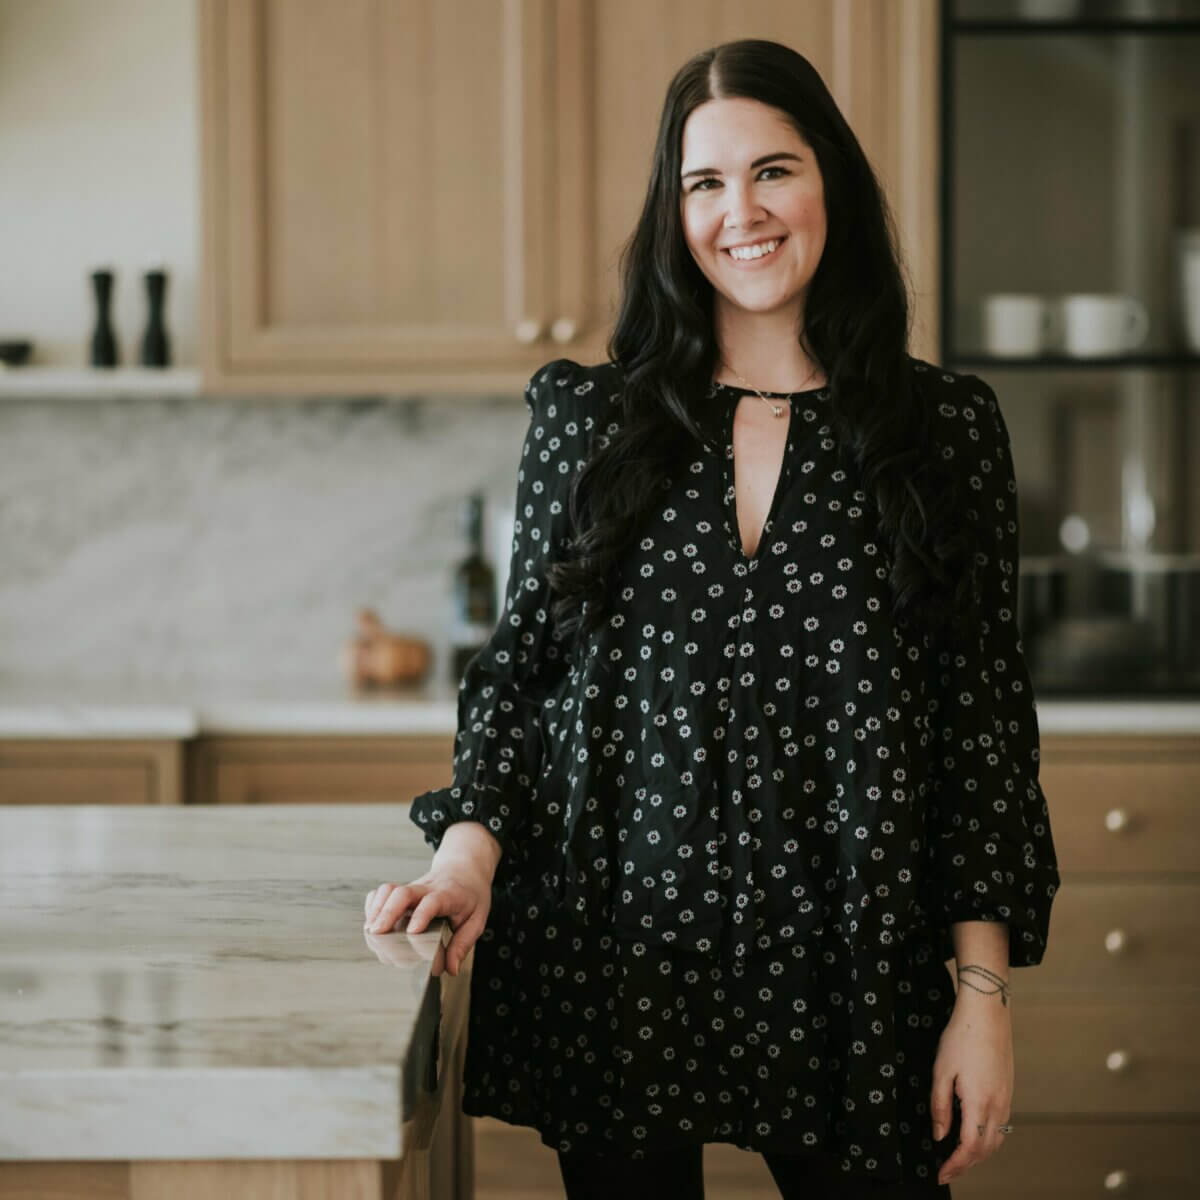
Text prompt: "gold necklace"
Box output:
[[717, 360, 823, 418]]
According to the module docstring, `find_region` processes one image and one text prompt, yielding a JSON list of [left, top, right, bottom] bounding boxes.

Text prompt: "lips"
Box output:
[[722, 235, 788, 265]]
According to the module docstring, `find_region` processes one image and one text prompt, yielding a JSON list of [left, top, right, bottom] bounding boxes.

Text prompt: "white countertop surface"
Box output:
[[0, 803, 458, 1161], [0, 675, 1197, 737], [0, 675, 462, 738]]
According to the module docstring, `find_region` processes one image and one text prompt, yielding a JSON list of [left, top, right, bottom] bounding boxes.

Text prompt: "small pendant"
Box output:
[[771, 403, 784, 417]]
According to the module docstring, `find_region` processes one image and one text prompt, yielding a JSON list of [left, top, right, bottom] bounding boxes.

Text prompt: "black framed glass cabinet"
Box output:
[[939, 0, 1200, 694]]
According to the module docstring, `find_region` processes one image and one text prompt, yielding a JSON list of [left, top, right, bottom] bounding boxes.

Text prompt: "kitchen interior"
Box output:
[[1, 1, 1198, 1198]]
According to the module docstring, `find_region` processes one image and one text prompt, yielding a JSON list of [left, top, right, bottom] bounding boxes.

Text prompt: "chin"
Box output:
[[721, 283, 807, 311]]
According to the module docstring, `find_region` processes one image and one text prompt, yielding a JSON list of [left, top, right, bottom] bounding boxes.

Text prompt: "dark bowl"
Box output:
[[0, 340, 33, 366]]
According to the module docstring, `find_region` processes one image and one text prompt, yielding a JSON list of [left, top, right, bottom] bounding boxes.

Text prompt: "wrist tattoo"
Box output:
[[957, 963, 1011, 1007]]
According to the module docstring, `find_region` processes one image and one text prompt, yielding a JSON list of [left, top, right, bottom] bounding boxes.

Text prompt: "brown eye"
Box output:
[[688, 166, 790, 193]]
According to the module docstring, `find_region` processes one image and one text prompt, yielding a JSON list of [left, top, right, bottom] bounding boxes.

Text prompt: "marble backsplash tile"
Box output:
[[0, 391, 531, 688]]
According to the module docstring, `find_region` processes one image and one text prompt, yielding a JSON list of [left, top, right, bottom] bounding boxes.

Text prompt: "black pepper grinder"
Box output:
[[140, 268, 171, 367], [89, 268, 118, 367]]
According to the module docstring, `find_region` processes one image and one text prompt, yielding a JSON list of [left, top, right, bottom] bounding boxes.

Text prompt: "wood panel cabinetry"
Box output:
[[199, 0, 939, 394], [954, 733, 1200, 1198], [199, 0, 588, 393], [186, 733, 453, 805], [0, 735, 452, 808], [0, 740, 183, 805]]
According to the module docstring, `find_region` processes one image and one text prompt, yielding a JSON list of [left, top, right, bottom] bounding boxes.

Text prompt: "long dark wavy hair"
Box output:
[[545, 38, 975, 653]]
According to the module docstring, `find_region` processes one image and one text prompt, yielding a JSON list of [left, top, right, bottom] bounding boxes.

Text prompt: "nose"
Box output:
[[722, 179, 767, 232]]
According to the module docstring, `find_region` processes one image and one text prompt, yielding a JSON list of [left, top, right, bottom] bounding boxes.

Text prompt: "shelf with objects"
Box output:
[[939, 0, 1200, 696], [0, 264, 199, 399]]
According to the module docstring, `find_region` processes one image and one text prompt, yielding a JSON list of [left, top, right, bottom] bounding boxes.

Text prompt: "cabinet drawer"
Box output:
[[0, 740, 183, 805], [1039, 749, 1200, 872], [950, 1121, 1199, 1199], [1014, 1001, 1200, 1114], [1031, 882, 1200, 990], [187, 734, 454, 804]]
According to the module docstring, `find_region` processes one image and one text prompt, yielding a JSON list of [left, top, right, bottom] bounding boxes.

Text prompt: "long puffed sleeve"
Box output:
[[925, 373, 1061, 968], [408, 359, 591, 862]]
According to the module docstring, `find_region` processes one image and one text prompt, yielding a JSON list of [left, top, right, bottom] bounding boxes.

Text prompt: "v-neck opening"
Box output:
[[723, 396, 795, 565]]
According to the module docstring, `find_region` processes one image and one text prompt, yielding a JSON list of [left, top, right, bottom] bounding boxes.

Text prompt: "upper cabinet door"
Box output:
[[200, 0, 565, 393], [571, 0, 940, 367]]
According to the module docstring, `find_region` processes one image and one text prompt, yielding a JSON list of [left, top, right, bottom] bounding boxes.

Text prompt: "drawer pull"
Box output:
[[1105, 1049, 1130, 1072], [514, 318, 544, 344], [1104, 929, 1127, 954], [1105, 807, 1129, 832], [1103, 1168, 1129, 1191], [550, 317, 579, 344]]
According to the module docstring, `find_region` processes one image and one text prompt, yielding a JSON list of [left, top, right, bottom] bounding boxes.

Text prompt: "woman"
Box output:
[[364, 39, 1059, 1199]]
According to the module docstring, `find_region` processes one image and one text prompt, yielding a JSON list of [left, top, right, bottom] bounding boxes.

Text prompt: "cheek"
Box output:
[[790, 195, 825, 232], [682, 211, 721, 258]]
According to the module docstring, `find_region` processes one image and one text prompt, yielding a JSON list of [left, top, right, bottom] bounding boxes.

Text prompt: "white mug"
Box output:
[[982, 294, 1055, 357], [1059, 294, 1149, 357]]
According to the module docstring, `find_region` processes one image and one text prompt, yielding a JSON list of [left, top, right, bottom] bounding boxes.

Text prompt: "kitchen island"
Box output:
[[0, 803, 471, 1200]]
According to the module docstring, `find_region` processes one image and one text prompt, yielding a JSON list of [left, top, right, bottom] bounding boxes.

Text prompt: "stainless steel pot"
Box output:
[[1094, 550, 1200, 681]]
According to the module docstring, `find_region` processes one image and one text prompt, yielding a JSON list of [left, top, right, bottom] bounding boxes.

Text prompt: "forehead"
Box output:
[[680, 97, 803, 163]]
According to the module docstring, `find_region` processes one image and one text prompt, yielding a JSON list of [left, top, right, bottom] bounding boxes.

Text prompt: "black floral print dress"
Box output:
[[408, 355, 1060, 1187]]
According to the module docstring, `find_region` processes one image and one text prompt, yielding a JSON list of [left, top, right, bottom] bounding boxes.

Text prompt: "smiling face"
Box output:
[[679, 96, 827, 324]]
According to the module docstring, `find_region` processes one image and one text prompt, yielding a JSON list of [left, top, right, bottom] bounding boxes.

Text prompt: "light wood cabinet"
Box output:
[[198, 0, 940, 394], [186, 733, 454, 805], [0, 740, 183, 805], [0, 735, 452, 807], [953, 733, 1200, 1198], [199, 0, 585, 394]]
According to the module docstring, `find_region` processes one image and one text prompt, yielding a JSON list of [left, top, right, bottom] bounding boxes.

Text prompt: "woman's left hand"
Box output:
[[929, 992, 1014, 1186]]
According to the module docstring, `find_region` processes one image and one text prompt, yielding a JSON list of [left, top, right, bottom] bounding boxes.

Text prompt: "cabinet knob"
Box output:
[[514, 318, 543, 344], [1103, 1168, 1129, 1191], [550, 317, 579, 344], [1104, 928, 1127, 954], [1105, 808, 1129, 832], [1105, 1049, 1130, 1073]]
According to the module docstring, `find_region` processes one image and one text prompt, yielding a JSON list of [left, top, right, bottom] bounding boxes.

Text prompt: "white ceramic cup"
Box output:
[[982, 294, 1055, 357], [1059, 294, 1149, 357], [1178, 229, 1200, 353]]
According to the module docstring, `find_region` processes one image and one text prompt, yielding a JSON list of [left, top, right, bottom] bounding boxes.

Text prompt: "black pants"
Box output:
[[556, 1143, 952, 1200]]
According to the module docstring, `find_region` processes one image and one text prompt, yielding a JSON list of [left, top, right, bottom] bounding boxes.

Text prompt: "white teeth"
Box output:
[[728, 238, 780, 261]]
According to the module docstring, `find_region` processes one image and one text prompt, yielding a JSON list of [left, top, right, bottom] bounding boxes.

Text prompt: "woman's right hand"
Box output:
[[363, 824, 501, 976]]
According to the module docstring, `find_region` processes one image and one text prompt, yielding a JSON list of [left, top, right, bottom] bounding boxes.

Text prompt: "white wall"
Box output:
[[0, 0, 198, 366]]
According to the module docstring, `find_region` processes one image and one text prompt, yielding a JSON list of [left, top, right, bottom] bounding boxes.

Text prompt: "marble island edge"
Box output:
[[0, 803, 462, 1162]]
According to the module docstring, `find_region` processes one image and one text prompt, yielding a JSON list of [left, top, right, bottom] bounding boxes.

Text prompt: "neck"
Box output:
[[712, 299, 824, 392]]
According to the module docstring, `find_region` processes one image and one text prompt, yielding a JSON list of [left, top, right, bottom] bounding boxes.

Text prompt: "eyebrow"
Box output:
[[680, 151, 804, 181]]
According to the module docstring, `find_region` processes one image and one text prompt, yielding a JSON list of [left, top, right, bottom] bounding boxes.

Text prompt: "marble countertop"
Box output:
[[0, 674, 1198, 738], [0, 675, 462, 738], [0, 803, 457, 1161]]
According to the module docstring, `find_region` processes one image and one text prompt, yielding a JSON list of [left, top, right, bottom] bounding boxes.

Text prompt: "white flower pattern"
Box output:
[[409, 355, 1060, 1187]]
